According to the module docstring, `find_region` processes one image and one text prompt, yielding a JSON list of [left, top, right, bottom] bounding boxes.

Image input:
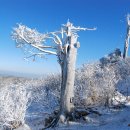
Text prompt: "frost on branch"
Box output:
[[12, 21, 96, 61], [12, 24, 48, 47], [12, 24, 57, 61]]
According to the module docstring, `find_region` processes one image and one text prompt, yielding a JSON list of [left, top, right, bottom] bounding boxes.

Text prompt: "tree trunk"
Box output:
[[59, 35, 78, 122], [123, 40, 129, 59], [123, 15, 130, 59], [123, 27, 130, 59]]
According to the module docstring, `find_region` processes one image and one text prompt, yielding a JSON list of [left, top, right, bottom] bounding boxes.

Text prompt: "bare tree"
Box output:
[[12, 20, 96, 128], [123, 14, 130, 59]]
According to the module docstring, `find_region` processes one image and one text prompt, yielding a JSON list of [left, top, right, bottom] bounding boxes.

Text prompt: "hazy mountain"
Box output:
[[0, 70, 43, 78]]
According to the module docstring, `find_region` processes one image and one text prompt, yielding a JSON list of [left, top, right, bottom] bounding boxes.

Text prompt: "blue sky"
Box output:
[[0, 0, 130, 76]]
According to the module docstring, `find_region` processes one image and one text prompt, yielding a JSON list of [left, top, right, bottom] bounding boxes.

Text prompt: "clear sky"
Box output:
[[0, 0, 130, 76]]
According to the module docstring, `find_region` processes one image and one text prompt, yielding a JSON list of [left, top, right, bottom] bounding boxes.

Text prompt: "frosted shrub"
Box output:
[[43, 74, 61, 111], [0, 82, 31, 128], [113, 59, 130, 80], [113, 58, 130, 97], [29, 74, 61, 113], [75, 61, 117, 107]]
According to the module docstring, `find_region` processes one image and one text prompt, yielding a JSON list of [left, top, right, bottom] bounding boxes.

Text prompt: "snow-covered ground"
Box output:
[[26, 90, 130, 130], [26, 104, 130, 130]]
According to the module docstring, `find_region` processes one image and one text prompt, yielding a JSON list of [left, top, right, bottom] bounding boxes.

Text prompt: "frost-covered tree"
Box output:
[[123, 14, 130, 59], [12, 21, 96, 127]]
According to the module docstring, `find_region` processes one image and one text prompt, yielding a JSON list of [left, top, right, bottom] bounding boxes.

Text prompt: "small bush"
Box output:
[[0, 81, 31, 128]]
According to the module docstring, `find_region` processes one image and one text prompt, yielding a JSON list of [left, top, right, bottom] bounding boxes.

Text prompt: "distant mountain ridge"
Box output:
[[0, 70, 42, 78]]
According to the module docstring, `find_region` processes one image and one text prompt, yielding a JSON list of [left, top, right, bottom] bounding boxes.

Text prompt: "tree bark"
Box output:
[[59, 35, 78, 122], [123, 27, 130, 59], [123, 15, 130, 59]]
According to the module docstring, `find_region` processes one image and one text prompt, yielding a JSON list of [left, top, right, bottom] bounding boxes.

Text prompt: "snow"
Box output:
[[1, 56, 130, 130], [15, 124, 31, 130], [25, 105, 130, 130]]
